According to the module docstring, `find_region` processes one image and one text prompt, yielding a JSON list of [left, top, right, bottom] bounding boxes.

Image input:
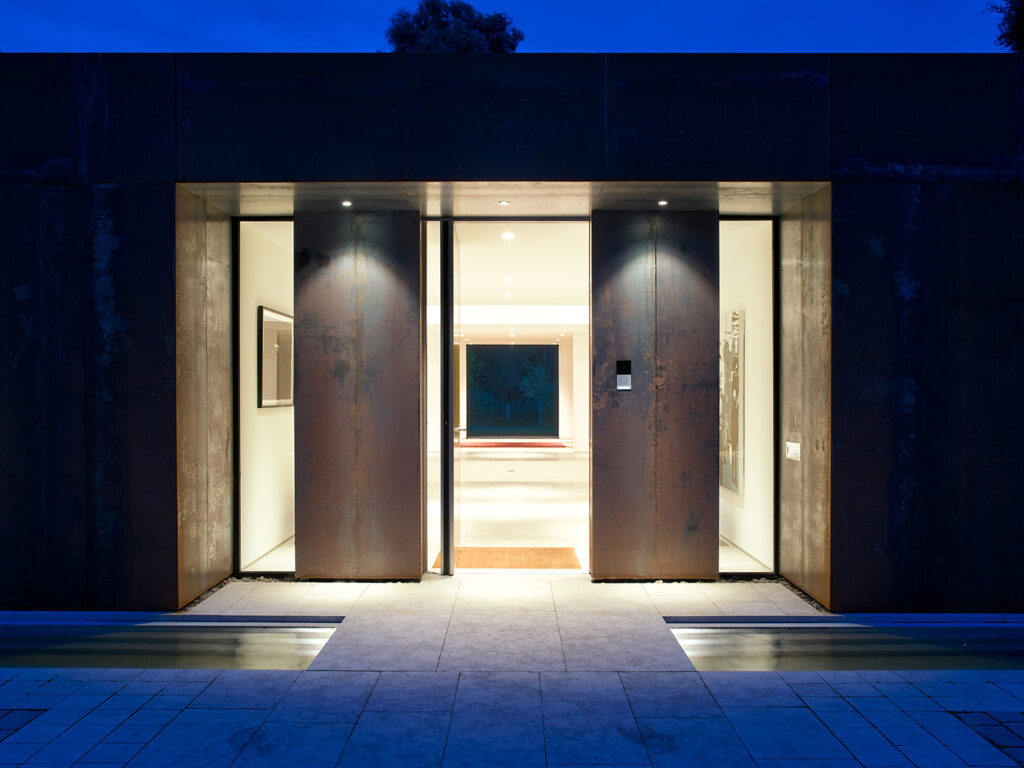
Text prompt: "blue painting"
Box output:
[[467, 345, 559, 437]]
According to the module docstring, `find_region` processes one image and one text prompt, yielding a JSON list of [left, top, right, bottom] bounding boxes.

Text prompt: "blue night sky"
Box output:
[[2, 0, 1004, 52]]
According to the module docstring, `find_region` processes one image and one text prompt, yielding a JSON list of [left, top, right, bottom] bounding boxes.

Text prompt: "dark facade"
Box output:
[[1, 53, 1021, 612]]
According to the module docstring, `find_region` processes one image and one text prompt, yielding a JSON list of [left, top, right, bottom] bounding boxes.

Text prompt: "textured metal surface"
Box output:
[[591, 211, 719, 579], [0, 183, 89, 608], [294, 210, 422, 579], [606, 54, 830, 181], [3, 52, 1024, 611], [0, 54, 175, 184], [654, 212, 720, 577], [779, 186, 832, 609], [591, 212, 657, 578], [83, 184, 179, 610], [831, 55, 1018, 183], [174, 187, 234, 608], [831, 182, 1024, 612], [0, 182, 182, 610]]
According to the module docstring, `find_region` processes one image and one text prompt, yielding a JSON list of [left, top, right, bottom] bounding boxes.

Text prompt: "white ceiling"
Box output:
[[435, 221, 591, 344], [456, 221, 589, 306], [187, 181, 828, 218]]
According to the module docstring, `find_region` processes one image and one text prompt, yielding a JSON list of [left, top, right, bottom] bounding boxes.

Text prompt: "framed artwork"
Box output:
[[466, 344, 559, 437], [257, 306, 294, 408], [720, 310, 744, 494]]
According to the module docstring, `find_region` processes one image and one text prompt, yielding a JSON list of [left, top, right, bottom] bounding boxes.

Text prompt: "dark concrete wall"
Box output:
[[0, 54, 176, 185], [174, 54, 830, 183], [831, 182, 1024, 612], [0, 183, 179, 609], [293, 211, 422, 579], [779, 187, 832, 608], [591, 211, 719, 579], [0, 54, 180, 609], [2, 52, 1023, 609], [175, 187, 234, 608]]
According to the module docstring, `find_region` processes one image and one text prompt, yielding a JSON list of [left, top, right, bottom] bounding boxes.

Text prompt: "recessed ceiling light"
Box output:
[[503, 276, 513, 283], [498, 200, 511, 207], [505, 292, 512, 298], [510, 332, 515, 337], [341, 200, 353, 207], [657, 200, 668, 206], [510, 341, 515, 345], [501, 232, 515, 241]]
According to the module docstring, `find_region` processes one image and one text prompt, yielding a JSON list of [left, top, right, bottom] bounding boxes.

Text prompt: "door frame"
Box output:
[[430, 215, 591, 577], [231, 215, 294, 577], [719, 214, 781, 575]]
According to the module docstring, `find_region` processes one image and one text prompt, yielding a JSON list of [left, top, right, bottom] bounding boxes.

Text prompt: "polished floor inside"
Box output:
[[454, 445, 590, 570], [246, 536, 295, 572]]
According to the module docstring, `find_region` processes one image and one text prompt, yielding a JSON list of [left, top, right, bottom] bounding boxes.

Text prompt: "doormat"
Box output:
[[460, 440, 567, 448], [432, 547, 582, 569]]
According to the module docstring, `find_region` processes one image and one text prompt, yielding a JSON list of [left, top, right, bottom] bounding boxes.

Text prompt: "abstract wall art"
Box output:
[[720, 310, 744, 494], [467, 344, 559, 437]]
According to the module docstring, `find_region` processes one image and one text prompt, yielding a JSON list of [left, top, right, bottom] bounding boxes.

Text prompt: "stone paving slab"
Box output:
[[0, 667, 1022, 766], [3, 577, 1024, 766]]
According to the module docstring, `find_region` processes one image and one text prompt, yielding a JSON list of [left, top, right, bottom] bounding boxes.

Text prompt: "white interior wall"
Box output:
[[719, 220, 774, 570], [239, 221, 295, 570]]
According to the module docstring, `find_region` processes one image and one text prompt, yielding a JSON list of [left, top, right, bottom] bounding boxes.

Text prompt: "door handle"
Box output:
[[454, 426, 467, 433]]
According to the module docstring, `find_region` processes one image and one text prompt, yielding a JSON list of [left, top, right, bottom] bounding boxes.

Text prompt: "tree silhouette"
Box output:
[[991, 0, 1023, 51], [519, 358, 555, 426], [385, 0, 524, 53]]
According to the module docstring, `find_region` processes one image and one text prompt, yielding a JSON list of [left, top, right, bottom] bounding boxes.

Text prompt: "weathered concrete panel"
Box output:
[[175, 186, 234, 608], [654, 212, 719, 577], [918, 183, 1024, 610], [176, 55, 405, 182], [0, 184, 88, 608], [0, 183, 179, 609], [779, 186, 832, 608], [0, 57, 74, 183], [84, 184, 179, 610], [1018, 54, 1024, 182], [0, 55, 175, 184], [294, 210, 422, 579], [831, 183, 930, 611], [605, 54, 830, 181], [592, 210, 719, 579], [832, 55, 1018, 183], [401, 54, 605, 181], [831, 182, 1024, 611]]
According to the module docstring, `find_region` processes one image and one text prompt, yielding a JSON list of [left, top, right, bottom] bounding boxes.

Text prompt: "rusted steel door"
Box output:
[[293, 209, 422, 580], [590, 210, 720, 579]]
